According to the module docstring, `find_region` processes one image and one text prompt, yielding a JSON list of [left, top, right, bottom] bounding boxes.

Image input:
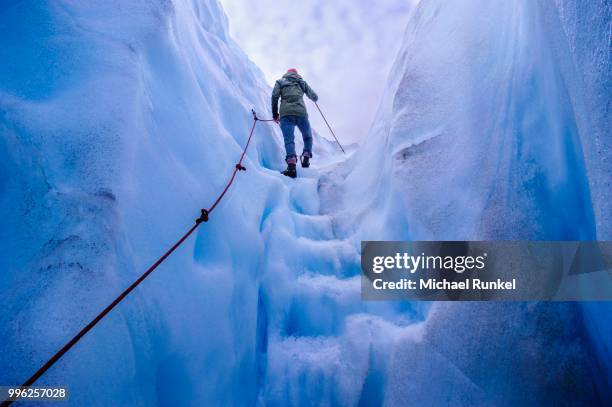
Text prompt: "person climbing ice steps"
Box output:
[[271, 68, 318, 178]]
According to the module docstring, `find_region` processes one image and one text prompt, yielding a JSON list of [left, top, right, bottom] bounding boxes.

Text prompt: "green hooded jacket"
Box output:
[[271, 71, 318, 118]]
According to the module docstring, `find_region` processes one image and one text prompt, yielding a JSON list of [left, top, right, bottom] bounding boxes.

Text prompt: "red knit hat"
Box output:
[[287, 68, 298, 73]]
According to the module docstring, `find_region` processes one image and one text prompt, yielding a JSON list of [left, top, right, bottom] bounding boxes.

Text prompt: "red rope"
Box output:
[[209, 118, 255, 213], [2, 110, 272, 407], [207, 115, 273, 214]]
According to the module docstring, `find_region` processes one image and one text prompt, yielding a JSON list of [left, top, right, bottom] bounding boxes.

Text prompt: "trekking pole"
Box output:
[[314, 102, 346, 154]]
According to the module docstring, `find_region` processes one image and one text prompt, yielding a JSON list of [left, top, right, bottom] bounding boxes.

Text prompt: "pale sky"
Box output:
[[219, 0, 418, 144]]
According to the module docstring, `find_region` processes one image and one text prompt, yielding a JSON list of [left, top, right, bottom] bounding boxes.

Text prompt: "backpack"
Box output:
[[279, 77, 306, 101]]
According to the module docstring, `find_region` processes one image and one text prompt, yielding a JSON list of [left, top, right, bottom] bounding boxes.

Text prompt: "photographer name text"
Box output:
[[368, 252, 516, 292]]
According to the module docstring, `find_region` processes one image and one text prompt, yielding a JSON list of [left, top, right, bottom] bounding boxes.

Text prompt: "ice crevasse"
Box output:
[[0, 0, 611, 406]]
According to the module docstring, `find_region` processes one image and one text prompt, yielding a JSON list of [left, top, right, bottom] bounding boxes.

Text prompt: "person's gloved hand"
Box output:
[[273, 113, 280, 123]]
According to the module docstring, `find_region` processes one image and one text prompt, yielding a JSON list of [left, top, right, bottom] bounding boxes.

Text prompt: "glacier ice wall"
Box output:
[[342, 0, 598, 241], [338, 0, 611, 404], [553, 0, 611, 239]]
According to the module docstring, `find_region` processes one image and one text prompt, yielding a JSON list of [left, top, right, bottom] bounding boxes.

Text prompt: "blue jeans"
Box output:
[[280, 115, 313, 161]]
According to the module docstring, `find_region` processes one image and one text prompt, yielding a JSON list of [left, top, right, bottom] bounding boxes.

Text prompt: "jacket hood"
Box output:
[[283, 71, 303, 81]]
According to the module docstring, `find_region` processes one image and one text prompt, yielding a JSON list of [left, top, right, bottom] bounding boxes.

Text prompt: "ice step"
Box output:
[[292, 237, 361, 278], [283, 273, 361, 337], [281, 273, 430, 338], [290, 212, 335, 241], [288, 177, 320, 215], [262, 315, 416, 406], [262, 335, 347, 405]]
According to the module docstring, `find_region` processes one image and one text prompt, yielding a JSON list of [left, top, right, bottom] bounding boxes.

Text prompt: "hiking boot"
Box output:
[[301, 155, 310, 168], [282, 163, 297, 178]]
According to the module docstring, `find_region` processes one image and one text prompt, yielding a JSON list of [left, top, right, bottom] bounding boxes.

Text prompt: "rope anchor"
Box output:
[[196, 209, 209, 223]]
